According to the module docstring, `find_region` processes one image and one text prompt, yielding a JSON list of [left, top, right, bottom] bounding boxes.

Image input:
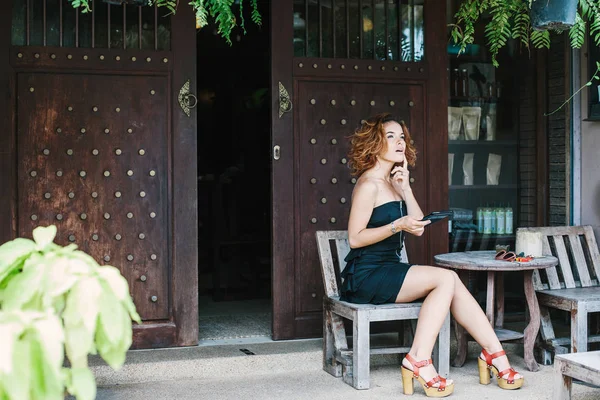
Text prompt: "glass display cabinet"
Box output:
[[446, 27, 521, 253]]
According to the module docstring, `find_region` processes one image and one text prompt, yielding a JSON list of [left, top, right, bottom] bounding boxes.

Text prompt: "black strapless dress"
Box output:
[[340, 200, 412, 304]]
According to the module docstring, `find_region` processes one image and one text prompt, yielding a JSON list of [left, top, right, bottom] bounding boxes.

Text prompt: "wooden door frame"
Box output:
[[169, 4, 198, 348], [270, 0, 295, 340], [0, 2, 16, 249], [270, 1, 449, 339], [0, 3, 198, 348], [425, 1, 450, 266]]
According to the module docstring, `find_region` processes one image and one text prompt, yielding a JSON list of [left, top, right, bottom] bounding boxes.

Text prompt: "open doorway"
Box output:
[[196, 2, 271, 343]]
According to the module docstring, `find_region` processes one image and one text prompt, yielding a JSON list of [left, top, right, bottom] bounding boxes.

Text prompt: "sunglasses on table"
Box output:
[[495, 249, 516, 262]]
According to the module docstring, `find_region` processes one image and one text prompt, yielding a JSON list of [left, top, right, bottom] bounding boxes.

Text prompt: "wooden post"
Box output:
[[553, 358, 572, 400], [352, 311, 370, 389], [571, 306, 588, 353]]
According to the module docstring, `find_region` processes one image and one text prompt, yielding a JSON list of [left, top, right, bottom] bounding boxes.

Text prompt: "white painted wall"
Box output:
[[579, 50, 600, 240]]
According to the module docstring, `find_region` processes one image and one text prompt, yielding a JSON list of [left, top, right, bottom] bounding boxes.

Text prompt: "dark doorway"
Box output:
[[196, 2, 272, 342]]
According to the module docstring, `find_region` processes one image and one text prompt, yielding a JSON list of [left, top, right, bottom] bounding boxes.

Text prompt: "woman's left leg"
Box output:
[[449, 273, 522, 380]]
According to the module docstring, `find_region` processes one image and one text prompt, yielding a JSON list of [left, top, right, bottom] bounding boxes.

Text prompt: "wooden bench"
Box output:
[[519, 226, 600, 362], [316, 230, 450, 390], [553, 351, 600, 400]]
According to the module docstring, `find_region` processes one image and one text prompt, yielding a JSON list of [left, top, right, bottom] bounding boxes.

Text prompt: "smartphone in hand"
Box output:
[[421, 210, 453, 225]]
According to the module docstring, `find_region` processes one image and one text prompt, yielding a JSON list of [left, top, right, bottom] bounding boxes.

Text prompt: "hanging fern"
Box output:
[[531, 29, 551, 48], [581, 0, 600, 44], [512, 2, 531, 54], [484, 1, 514, 67], [69, 0, 261, 45], [569, 12, 586, 48], [450, 0, 600, 66]]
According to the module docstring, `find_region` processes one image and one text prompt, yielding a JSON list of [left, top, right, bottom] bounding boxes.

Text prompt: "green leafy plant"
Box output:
[[0, 225, 141, 400], [69, 0, 262, 45], [450, 0, 600, 67], [450, 0, 600, 113]]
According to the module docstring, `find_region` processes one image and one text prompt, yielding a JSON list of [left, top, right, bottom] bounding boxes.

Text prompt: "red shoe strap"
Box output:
[[405, 354, 433, 378], [498, 368, 519, 384], [425, 376, 447, 391], [481, 348, 506, 365]]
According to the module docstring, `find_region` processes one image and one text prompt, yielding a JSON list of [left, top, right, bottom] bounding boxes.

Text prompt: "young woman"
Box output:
[[342, 113, 523, 397]]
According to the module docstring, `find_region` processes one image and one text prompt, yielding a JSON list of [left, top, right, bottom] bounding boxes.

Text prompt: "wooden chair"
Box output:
[[519, 226, 600, 363], [316, 230, 450, 390]]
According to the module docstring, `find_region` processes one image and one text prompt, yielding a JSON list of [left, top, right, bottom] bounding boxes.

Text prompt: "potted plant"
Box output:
[[70, 0, 262, 45], [0, 226, 141, 400]]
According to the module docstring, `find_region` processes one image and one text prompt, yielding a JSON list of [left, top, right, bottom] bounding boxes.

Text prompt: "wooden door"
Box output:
[[1, 1, 197, 348], [271, 0, 448, 339]]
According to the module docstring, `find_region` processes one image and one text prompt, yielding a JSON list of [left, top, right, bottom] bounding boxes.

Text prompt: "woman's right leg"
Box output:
[[395, 265, 457, 386]]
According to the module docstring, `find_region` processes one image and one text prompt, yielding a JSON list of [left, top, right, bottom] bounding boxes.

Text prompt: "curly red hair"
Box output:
[[347, 113, 417, 177]]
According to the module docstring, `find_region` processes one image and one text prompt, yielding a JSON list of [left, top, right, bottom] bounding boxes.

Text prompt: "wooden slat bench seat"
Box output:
[[316, 230, 450, 390], [518, 226, 600, 362]]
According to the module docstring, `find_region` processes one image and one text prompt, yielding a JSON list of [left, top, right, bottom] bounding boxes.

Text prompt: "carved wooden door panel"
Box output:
[[17, 73, 170, 322], [2, 2, 197, 348], [295, 81, 425, 334], [272, 1, 447, 339]]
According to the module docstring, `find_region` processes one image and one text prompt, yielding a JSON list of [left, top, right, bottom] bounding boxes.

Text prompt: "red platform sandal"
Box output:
[[478, 349, 524, 390], [401, 354, 454, 397]]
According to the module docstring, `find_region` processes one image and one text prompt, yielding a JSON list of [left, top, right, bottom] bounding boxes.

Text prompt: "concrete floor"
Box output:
[[93, 339, 600, 400]]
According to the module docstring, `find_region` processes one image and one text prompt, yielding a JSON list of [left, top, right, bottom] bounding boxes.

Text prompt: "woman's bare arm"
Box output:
[[400, 188, 424, 220], [347, 180, 397, 248]]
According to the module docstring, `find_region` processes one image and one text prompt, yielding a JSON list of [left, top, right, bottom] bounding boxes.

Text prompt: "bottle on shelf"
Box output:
[[490, 204, 497, 234], [477, 206, 484, 234], [483, 205, 492, 234], [496, 205, 506, 235], [453, 68, 460, 97], [461, 69, 469, 97], [505, 205, 513, 234]]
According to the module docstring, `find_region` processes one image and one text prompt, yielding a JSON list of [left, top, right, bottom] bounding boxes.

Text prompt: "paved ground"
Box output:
[[93, 340, 599, 400]]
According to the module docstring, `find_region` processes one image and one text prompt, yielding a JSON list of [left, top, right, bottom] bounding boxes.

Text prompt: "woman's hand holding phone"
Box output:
[[396, 215, 430, 237]]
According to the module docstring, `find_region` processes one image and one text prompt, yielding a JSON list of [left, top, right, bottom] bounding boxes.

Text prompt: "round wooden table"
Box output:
[[434, 250, 558, 372]]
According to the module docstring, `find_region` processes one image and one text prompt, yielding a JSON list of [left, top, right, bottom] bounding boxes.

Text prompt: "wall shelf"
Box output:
[[450, 184, 517, 190], [449, 140, 518, 146]]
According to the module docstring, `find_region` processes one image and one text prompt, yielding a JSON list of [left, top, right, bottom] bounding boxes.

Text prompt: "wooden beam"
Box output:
[[536, 48, 549, 226]]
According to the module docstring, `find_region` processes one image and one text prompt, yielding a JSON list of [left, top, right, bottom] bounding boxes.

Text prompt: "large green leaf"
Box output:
[[99, 267, 141, 323], [28, 331, 64, 400], [0, 314, 25, 374], [97, 290, 125, 345], [0, 266, 44, 311], [67, 368, 97, 400], [94, 307, 132, 369], [32, 225, 57, 251], [63, 277, 103, 367], [45, 256, 79, 299], [97, 266, 130, 301], [32, 312, 64, 369], [0, 238, 36, 282], [4, 337, 32, 399]]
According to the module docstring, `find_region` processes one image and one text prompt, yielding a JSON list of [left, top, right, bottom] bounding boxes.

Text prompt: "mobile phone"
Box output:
[[421, 210, 453, 224]]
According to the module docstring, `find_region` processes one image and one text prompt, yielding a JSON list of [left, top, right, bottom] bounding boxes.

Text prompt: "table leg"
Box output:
[[485, 271, 495, 325], [452, 270, 469, 367], [495, 273, 504, 329], [523, 270, 540, 372]]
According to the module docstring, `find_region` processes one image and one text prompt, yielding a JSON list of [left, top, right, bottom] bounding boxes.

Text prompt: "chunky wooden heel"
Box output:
[[479, 349, 524, 390], [402, 354, 454, 397], [477, 357, 491, 385], [401, 366, 415, 395]]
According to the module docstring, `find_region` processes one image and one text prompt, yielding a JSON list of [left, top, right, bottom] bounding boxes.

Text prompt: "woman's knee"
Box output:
[[429, 267, 456, 291]]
